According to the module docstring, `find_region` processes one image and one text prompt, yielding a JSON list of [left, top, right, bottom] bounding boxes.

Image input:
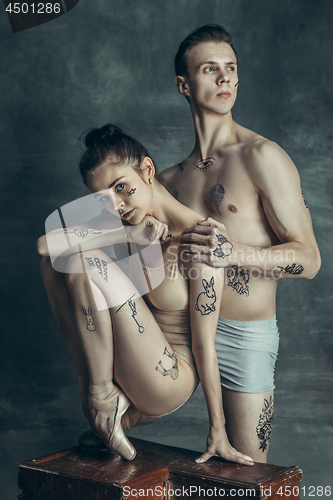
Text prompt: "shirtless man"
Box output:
[[159, 24, 321, 463]]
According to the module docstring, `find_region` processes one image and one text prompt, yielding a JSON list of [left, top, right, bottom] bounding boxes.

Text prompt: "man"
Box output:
[[159, 24, 321, 463]]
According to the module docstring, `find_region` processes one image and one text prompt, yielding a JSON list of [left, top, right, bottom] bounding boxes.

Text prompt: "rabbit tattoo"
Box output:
[[82, 306, 96, 332], [195, 277, 216, 315]]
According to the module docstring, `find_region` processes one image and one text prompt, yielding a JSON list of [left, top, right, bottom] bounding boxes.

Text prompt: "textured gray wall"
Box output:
[[0, 0, 332, 498]]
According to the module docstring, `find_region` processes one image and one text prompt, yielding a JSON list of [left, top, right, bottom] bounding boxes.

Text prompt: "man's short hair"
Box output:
[[174, 24, 237, 76]]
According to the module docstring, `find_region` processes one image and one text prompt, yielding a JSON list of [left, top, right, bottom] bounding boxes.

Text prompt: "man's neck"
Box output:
[[191, 110, 238, 160]]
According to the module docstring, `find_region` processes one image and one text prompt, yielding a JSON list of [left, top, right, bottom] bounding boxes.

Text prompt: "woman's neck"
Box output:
[[148, 181, 197, 236]]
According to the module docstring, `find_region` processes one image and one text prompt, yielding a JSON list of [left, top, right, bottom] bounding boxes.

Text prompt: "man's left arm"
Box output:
[[181, 141, 321, 279]]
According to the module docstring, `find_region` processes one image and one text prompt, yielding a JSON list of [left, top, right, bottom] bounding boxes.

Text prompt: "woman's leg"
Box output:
[[65, 249, 197, 455], [40, 257, 92, 424]]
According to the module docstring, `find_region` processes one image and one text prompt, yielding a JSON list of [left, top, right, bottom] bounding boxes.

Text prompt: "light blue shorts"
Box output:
[[215, 316, 279, 393]]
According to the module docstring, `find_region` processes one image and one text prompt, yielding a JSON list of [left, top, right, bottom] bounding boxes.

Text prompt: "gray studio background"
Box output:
[[1, 0, 332, 498]]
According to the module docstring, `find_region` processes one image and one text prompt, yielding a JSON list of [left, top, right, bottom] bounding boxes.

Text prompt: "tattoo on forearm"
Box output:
[[277, 263, 304, 275], [212, 234, 233, 259], [173, 189, 179, 200], [209, 177, 225, 215], [256, 396, 274, 452], [227, 266, 249, 296], [155, 346, 179, 380], [194, 157, 215, 171], [195, 277, 216, 315], [82, 306, 96, 332], [127, 188, 136, 196], [66, 229, 102, 238], [115, 294, 144, 333], [178, 162, 184, 172]]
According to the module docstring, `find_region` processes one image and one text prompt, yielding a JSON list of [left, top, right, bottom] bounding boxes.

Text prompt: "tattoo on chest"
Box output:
[[256, 396, 274, 453], [194, 157, 215, 171], [66, 229, 102, 238], [155, 346, 179, 380], [127, 188, 137, 196], [82, 306, 96, 332], [178, 162, 184, 172], [195, 277, 216, 315], [212, 234, 233, 259], [172, 189, 179, 200], [115, 293, 144, 333], [227, 266, 249, 296], [209, 177, 225, 215], [277, 263, 304, 275]]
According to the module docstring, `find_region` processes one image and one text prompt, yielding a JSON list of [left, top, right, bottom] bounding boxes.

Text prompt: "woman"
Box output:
[[37, 125, 254, 465]]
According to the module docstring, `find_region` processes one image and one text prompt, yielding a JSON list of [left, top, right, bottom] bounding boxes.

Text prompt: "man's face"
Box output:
[[180, 41, 238, 115]]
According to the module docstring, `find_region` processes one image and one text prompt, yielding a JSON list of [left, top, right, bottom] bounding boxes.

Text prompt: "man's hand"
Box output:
[[180, 217, 234, 267], [127, 215, 170, 246]]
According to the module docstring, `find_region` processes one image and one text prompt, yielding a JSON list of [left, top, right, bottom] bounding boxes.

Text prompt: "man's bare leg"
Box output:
[[222, 388, 274, 463]]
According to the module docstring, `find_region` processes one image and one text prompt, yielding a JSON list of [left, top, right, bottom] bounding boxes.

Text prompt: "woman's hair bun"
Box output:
[[85, 124, 123, 148]]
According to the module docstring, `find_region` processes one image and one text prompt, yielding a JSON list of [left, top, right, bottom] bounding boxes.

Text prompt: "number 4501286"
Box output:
[[277, 485, 331, 496], [6, 3, 61, 14]]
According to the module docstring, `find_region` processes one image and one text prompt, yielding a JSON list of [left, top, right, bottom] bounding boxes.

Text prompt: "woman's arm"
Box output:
[[37, 213, 169, 258], [186, 261, 254, 465]]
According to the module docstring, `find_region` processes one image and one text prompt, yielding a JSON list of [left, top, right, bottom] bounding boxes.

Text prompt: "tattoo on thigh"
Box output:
[[301, 188, 309, 209], [115, 294, 144, 333], [209, 177, 225, 215], [194, 157, 215, 171], [85, 257, 95, 267], [82, 306, 96, 332], [212, 234, 233, 259], [195, 277, 216, 315], [227, 266, 249, 296], [277, 263, 304, 275], [66, 229, 102, 238], [256, 396, 274, 452], [155, 346, 179, 380]]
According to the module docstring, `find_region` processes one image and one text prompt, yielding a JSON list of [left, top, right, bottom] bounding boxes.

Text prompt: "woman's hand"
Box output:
[[180, 217, 234, 267], [195, 429, 254, 466], [127, 216, 170, 245]]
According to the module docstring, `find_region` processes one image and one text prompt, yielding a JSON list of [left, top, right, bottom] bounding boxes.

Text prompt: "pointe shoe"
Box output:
[[89, 386, 137, 461]]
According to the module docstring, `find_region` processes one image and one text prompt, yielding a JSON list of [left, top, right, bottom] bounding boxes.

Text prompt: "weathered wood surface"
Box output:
[[18, 438, 302, 499]]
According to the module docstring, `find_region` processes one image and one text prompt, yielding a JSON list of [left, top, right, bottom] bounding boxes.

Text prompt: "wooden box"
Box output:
[[18, 437, 302, 499]]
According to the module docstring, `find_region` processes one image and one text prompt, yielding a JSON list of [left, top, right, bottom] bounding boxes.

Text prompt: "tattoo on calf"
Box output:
[[227, 266, 250, 296], [256, 396, 274, 453], [278, 263, 304, 275], [194, 157, 215, 171], [172, 189, 179, 200], [209, 178, 225, 215], [155, 346, 179, 380], [195, 277, 216, 315], [115, 294, 144, 333], [127, 188, 136, 196], [212, 234, 233, 259], [178, 162, 184, 172], [66, 229, 102, 238], [82, 306, 96, 332]]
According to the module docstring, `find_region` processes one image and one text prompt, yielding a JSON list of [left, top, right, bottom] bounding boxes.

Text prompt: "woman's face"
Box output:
[[86, 159, 154, 224]]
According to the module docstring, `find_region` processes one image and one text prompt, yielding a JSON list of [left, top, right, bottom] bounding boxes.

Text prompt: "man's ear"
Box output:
[[175, 76, 190, 97]]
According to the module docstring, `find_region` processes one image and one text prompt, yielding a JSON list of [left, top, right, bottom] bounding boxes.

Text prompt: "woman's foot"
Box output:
[[89, 382, 136, 461]]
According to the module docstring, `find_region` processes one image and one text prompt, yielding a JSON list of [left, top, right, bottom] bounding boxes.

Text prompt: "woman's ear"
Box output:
[[141, 157, 155, 183]]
